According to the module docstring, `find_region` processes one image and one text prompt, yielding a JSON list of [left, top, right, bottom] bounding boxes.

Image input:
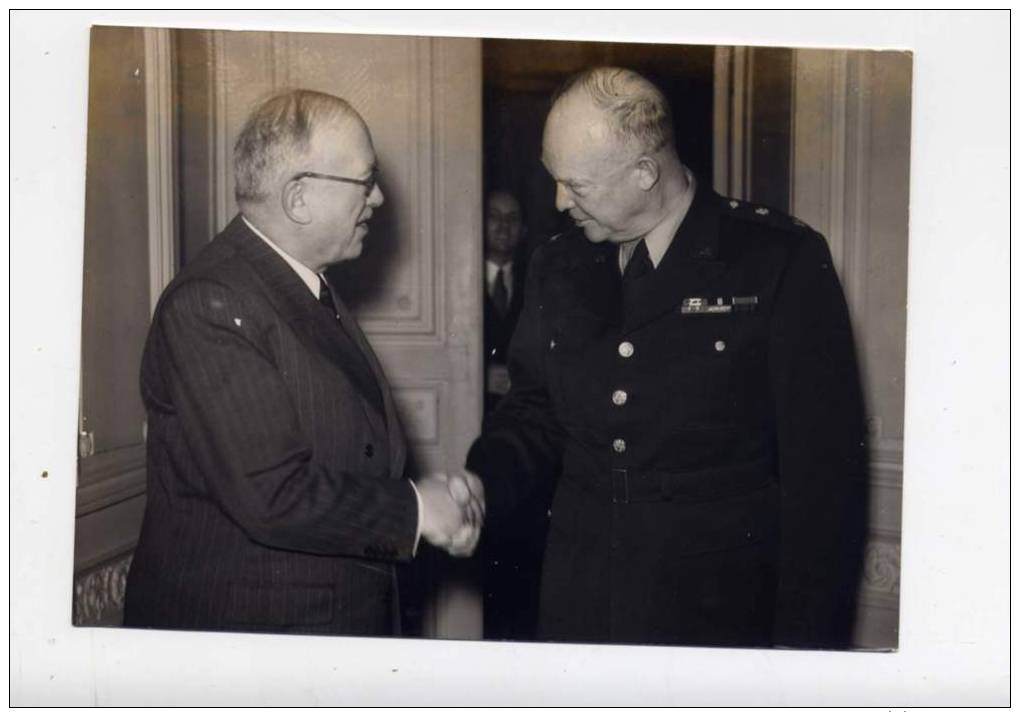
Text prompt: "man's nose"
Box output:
[[368, 183, 384, 208], [554, 183, 573, 213]]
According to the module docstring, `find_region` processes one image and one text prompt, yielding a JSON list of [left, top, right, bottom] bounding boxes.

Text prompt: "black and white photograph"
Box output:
[[10, 10, 1009, 706]]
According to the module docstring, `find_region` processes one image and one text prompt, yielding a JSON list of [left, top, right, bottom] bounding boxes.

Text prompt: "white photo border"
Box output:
[[9, 9, 1011, 706]]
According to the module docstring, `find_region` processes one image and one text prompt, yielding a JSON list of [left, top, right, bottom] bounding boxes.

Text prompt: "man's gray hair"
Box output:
[[233, 89, 358, 204], [553, 67, 674, 154]]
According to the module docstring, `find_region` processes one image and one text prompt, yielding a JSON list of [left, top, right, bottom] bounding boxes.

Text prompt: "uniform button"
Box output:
[[618, 341, 634, 358], [612, 438, 627, 453], [611, 389, 628, 406], [364, 444, 374, 457], [714, 340, 726, 352], [549, 339, 557, 350]]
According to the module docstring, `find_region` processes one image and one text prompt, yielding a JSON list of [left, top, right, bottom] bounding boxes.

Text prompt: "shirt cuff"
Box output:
[[408, 479, 423, 557]]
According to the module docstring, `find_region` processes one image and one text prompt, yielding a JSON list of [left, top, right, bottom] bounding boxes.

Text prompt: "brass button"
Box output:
[[612, 438, 627, 453], [714, 340, 726, 352], [618, 341, 634, 358], [611, 390, 628, 406], [549, 339, 557, 350]]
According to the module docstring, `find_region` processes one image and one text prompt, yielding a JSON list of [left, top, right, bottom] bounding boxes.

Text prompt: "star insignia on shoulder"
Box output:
[[729, 200, 739, 209]]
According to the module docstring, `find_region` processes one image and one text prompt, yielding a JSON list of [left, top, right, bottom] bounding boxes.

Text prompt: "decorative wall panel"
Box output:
[[73, 555, 132, 627]]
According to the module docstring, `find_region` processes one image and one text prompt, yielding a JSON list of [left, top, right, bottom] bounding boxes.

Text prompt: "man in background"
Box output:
[[483, 190, 527, 413], [466, 67, 868, 648], [125, 89, 482, 636]]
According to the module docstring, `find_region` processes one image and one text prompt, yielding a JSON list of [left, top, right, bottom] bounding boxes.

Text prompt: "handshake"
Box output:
[[416, 470, 486, 557]]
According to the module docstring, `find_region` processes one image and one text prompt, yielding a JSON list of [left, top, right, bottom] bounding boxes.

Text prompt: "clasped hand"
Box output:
[[417, 471, 485, 557]]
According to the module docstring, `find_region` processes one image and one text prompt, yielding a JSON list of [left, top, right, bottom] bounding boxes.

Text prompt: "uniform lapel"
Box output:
[[622, 186, 727, 334], [558, 234, 622, 326]]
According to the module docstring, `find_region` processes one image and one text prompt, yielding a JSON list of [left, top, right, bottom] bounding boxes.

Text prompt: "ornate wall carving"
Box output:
[[73, 554, 133, 627], [862, 540, 901, 598]]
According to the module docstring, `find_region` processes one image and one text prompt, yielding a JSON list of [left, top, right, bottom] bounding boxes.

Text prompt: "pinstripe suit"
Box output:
[[124, 215, 418, 635]]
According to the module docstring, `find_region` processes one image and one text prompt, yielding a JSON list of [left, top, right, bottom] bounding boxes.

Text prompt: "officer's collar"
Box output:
[[661, 179, 723, 264]]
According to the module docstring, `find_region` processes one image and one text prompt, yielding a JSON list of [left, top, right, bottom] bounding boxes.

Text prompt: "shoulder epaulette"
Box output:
[[722, 197, 815, 233]]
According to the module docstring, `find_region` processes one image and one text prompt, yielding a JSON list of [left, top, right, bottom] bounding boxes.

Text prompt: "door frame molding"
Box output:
[[144, 26, 178, 315]]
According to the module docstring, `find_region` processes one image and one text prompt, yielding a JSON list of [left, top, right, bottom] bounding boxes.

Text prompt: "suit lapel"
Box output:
[[222, 218, 387, 422], [622, 186, 727, 334], [323, 279, 407, 479]]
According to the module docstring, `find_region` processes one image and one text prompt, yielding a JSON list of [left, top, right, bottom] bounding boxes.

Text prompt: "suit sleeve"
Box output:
[[154, 279, 419, 561], [466, 245, 566, 522], [768, 232, 869, 648]]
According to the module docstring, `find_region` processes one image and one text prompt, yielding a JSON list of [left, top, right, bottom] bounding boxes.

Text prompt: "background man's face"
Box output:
[[541, 93, 647, 244], [304, 117, 385, 265], [485, 191, 523, 259]]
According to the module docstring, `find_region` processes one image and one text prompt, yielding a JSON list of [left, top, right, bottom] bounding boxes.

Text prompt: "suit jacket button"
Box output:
[[364, 444, 374, 457]]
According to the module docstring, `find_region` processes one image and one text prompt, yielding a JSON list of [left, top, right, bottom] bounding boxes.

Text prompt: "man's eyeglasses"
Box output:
[[290, 169, 378, 196]]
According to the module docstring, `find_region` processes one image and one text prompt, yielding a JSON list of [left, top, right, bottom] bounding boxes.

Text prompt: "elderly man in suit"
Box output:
[[124, 89, 483, 636], [465, 67, 868, 648]]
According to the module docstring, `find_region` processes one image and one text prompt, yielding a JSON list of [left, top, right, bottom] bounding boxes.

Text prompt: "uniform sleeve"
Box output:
[[155, 279, 419, 560], [466, 246, 566, 522], [768, 232, 870, 648]]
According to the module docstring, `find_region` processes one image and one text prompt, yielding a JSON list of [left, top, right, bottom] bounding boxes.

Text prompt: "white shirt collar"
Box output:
[[485, 259, 513, 297], [619, 169, 698, 272], [242, 216, 323, 297]]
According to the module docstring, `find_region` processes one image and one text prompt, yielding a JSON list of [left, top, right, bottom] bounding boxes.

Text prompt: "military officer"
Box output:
[[464, 67, 868, 648]]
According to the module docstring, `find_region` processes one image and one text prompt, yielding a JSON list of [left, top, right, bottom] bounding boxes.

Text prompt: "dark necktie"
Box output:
[[317, 274, 384, 413], [621, 239, 653, 286], [318, 274, 341, 320], [492, 267, 509, 317]]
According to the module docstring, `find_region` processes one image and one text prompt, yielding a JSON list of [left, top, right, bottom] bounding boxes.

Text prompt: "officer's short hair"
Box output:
[[553, 67, 674, 155], [233, 89, 358, 205]]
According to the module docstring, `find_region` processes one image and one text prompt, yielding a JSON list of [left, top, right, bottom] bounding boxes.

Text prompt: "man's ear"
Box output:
[[635, 156, 660, 191], [281, 179, 312, 225]]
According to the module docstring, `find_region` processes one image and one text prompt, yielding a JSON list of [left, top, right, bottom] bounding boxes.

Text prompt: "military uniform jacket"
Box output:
[[124, 216, 419, 636], [467, 186, 868, 648]]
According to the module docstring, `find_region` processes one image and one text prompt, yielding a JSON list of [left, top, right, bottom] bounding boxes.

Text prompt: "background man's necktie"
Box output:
[[492, 267, 510, 317]]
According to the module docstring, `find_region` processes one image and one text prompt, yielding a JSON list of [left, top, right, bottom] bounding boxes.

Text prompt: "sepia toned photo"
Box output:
[[70, 24, 912, 653]]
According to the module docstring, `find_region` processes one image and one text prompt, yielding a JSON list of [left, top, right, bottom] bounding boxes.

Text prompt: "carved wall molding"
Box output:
[[861, 539, 901, 608], [712, 46, 753, 200], [871, 437, 904, 490], [73, 554, 133, 626], [144, 27, 178, 316], [355, 36, 440, 338], [391, 385, 441, 445]]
